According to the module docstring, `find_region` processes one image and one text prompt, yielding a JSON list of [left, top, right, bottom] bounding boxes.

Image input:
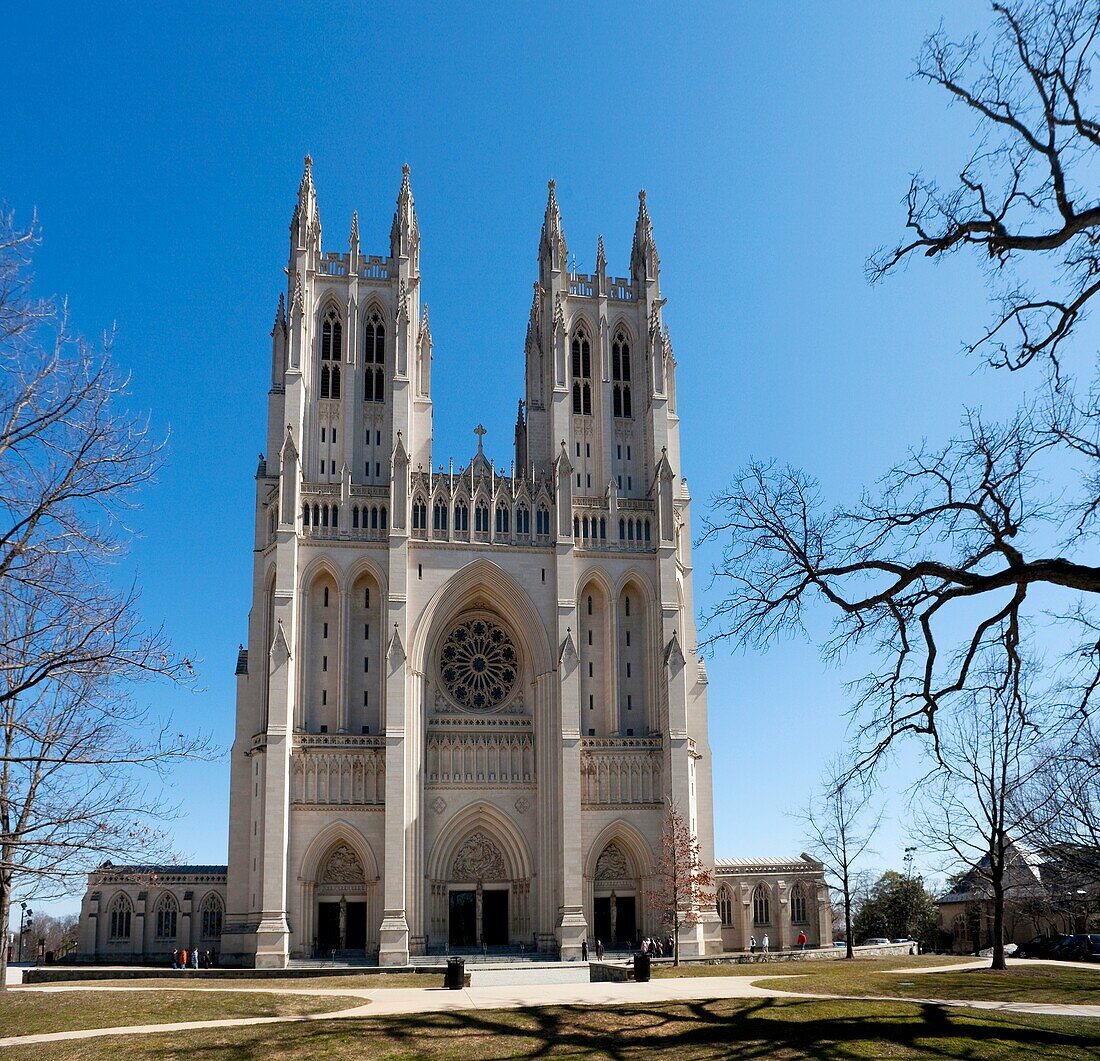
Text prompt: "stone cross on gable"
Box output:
[[474, 424, 486, 453]]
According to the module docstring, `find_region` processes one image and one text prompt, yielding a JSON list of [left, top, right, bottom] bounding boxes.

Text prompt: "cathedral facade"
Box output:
[[221, 159, 722, 967]]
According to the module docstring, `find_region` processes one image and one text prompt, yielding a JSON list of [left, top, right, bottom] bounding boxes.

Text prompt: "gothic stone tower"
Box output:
[[223, 160, 721, 967]]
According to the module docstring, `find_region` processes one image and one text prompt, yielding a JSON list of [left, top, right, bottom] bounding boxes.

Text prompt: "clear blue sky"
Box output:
[[4, 1, 1033, 912]]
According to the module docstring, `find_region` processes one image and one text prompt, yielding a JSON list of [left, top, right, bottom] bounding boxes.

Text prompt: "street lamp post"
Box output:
[[17, 903, 33, 963], [903, 847, 918, 940]]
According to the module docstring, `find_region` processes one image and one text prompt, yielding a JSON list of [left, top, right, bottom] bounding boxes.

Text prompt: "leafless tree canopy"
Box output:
[[704, 2, 1100, 770], [871, 1, 1100, 375], [798, 758, 883, 959], [0, 210, 212, 987]]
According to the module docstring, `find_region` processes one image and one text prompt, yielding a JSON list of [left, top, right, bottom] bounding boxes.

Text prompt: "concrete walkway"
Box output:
[[2, 960, 1098, 1050]]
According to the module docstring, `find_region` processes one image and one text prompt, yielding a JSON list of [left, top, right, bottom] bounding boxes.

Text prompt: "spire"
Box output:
[[630, 188, 659, 284], [271, 291, 286, 335], [525, 282, 543, 353], [595, 234, 606, 275], [290, 154, 321, 250], [349, 210, 360, 255], [538, 179, 568, 280], [419, 301, 432, 345], [390, 164, 420, 262]]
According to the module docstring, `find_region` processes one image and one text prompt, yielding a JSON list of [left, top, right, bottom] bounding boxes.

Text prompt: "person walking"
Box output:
[[180, 948, 188, 969], [191, 948, 199, 969], [171, 949, 179, 970], [762, 933, 769, 954], [582, 938, 589, 962], [596, 939, 604, 961], [749, 935, 756, 955], [797, 931, 807, 952]]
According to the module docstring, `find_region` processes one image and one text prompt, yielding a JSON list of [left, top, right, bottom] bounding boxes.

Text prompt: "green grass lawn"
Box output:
[[0, 989, 363, 1036], [756, 961, 1100, 1005], [4, 998, 1098, 1059], [652, 955, 963, 979]]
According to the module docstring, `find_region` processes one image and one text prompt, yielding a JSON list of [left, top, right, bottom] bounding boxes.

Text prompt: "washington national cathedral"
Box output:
[[217, 155, 723, 967]]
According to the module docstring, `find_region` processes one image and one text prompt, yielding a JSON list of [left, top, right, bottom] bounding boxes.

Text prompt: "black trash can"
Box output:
[[633, 951, 651, 983], [445, 957, 465, 990]]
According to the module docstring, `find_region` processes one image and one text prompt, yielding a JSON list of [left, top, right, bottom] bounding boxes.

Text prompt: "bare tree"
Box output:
[[871, 1, 1100, 378], [0, 211, 211, 987], [914, 659, 1062, 969], [798, 758, 883, 959], [648, 801, 716, 966]]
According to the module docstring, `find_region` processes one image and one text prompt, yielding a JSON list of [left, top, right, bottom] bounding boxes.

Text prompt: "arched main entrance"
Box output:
[[298, 826, 379, 959], [426, 803, 533, 951], [586, 823, 653, 950]]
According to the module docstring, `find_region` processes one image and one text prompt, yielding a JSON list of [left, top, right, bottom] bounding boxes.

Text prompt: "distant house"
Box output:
[[936, 842, 1100, 953]]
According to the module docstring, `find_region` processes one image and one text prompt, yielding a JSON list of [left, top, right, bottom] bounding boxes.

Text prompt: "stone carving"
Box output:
[[452, 831, 506, 881], [514, 796, 530, 814], [431, 797, 447, 815], [321, 843, 365, 885], [595, 841, 632, 881]]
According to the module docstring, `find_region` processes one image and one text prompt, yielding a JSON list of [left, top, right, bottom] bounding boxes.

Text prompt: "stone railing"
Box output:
[[581, 737, 662, 805], [426, 731, 535, 786], [291, 737, 386, 806]]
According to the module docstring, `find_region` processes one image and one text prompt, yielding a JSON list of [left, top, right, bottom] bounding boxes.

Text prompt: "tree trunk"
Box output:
[[843, 873, 854, 960], [0, 867, 11, 991], [674, 917, 680, 967], [991, 866, 1007, 971]]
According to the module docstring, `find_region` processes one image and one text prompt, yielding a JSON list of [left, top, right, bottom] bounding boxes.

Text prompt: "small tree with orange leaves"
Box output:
[[648, 801, 715, 966]]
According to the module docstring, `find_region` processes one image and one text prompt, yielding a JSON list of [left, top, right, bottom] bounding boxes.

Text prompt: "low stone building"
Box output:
[[714, 856, 833, 951], [78, 863, 227, 963], [936, 843, 1100, 954]]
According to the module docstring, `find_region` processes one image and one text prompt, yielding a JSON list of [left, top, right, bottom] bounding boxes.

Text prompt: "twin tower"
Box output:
[[224, 158, 720, 967]]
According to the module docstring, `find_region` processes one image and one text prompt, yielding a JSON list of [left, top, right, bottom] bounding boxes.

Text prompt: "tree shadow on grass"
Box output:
[[115, 997, 1100, 1060]]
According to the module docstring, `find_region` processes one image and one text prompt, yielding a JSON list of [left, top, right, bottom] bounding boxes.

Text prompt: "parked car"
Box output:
[[861, 937, 891, 946], [1017, 934, 1068, 959], [1048, 934, 1100, 962], [833, 940, 848, 948]]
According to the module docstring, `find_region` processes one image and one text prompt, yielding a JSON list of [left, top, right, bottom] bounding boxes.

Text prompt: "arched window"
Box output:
[[475, 502, 489, 534], [352, 506, 360, 529], [303, 503, 311, 527], [495, 505, 510, 535], [455, 500, 469, 532], [433, 500, 448, 532], [644, 519, 651, 542], [332, 504, 338, 529], [364, 310, 386, 402], [571, 327, 592, 415], [753, 884, 770, 925], [380, 505, 388, 529], [321, 306, 342, 361], [412, 497, 427, 531], [573, 515, 580, 538], [155, 892, 178, 939], [536, 506, 550, 537], [370, 506, 379, 530], [200, 893, 224, 939], [619, 518, 625, 540], [108, 894, 132, 939], [612, 329, 632, 419], [790, 882, 808, 924], [321, 505, 329, 528], [717, 887, 734, 927], [320, 306, 341, 399]]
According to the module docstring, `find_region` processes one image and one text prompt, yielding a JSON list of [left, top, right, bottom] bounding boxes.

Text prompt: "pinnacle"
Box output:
[[350, 210, 359, 243]]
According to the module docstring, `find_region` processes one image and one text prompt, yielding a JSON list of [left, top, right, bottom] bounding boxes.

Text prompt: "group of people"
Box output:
[[170, 948, 216, 969], [747, 931, 809, 955], [579, 939, 605, 961], [639, 935, 674, 958]]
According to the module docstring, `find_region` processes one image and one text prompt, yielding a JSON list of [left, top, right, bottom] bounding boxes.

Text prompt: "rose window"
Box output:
[[439, 615, 518, 710]]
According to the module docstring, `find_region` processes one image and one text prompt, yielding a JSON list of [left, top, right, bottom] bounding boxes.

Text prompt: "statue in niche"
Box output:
[[321, 843, 365, 885], [339, 895, 347, 949], [452, 831, 507, 881], [595, 841, 631, 881]]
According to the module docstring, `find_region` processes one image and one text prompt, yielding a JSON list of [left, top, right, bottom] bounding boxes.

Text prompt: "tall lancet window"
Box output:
[[612, 329, 632, 418], [364, 310, 385, 402], [320, 306, 342, 399], [571, 326, 592, 415]]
